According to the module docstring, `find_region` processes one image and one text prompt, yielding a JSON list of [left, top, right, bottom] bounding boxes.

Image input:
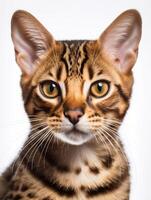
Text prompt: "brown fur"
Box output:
[[1, 9, 141, 200]]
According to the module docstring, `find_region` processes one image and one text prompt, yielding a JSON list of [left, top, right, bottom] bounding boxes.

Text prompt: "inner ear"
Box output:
[[99, 9, 142, 74], [11, 10, 55, 76]]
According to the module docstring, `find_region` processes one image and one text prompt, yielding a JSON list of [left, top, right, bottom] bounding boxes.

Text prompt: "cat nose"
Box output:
[[64, 108, 84, 125]]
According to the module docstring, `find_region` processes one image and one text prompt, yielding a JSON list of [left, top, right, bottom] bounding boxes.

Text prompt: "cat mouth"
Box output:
[[55, 127, 94, 146]]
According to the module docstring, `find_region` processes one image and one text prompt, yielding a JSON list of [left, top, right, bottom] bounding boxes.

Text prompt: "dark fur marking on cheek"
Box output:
[[23, 84, 36, 106], [50, 113, 61, 118], [32, 94, 52, 114], [97, 104, 124, 119], [115, 84, 129, 102], [33, 94, 49, 107], [32, 107, 42, 115], [33, 106, 50, 114]]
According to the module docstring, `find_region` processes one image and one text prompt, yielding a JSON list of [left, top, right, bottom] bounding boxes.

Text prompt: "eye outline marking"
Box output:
[[39, 80, 61, 99], [89, 79, 110, 98]]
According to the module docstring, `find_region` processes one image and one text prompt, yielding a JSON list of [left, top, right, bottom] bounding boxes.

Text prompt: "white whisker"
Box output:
[[14, 126, 49, 176]]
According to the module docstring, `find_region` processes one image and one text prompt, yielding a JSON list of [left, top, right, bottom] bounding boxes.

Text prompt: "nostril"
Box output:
[[64, 111, 68, 117], [77, 112, 83, 118], [64, 108, 84, 125]]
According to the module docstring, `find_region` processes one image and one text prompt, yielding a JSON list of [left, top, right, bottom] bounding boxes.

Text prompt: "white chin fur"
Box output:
[[55, 131, 94, 146]]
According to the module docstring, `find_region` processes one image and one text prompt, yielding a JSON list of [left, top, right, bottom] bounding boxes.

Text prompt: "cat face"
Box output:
[[11, 10, 141, 145]]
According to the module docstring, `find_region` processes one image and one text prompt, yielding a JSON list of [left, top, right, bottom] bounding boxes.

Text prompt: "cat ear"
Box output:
[[11, 10, 55, 75], [99, 9, 142, 74]]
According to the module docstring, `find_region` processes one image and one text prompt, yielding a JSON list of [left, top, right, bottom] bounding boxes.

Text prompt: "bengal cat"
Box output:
[[1, 9, 142, 200]]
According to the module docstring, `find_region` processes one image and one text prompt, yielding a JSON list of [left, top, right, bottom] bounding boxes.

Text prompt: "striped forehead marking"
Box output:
[[61, 41, 88, 77]]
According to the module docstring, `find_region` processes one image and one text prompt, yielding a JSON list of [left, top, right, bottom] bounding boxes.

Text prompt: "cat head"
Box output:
[[11, 10, 142, 146]]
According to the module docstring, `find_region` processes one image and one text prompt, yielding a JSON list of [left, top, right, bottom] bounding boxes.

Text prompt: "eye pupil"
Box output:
[[97, 83, 103, 91], [49, 83, 56, 92]]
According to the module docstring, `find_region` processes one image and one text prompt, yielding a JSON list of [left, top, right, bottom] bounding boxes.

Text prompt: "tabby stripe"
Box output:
[[98, 105, 123, 119], [56, 65, 63, 80], [68, 54, 72, 66], [97, 70, 103, 76], [33, 94, 51, 113], [86, 166, 129, 197], [61, 43, 69, 73], [24, 161, 76, 197], [79, 42, 88, 74], [32, 107, 42, 115], [88, 65, 94, 80], [115, 84, 129, 102], [33, 93, 63, 115], [50, 113, 60, 118], [48, 72, 54, 77], [24, 85, 36, 105]]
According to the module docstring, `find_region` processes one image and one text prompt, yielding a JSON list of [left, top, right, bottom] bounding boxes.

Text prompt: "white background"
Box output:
[[0, 0, 151, 199]]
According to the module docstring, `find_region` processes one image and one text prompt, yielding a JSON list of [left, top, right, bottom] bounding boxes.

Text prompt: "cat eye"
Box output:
[[90, 80, 110, 98], [40, 80, 60, 98]]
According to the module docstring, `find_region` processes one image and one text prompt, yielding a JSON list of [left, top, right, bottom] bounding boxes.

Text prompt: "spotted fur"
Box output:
[[1, 9, 142, 200]]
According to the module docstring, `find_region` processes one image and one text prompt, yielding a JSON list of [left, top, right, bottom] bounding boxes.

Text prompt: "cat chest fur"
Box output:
[[4, 144, 129, 200]]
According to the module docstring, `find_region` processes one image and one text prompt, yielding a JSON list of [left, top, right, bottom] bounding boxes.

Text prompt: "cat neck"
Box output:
[[21, 132, 120, 175], [20, 133, 126, 192], [42, 139, 116, 169]]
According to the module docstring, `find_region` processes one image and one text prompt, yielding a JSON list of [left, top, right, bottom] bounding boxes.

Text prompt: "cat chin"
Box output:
[[55, 131, 94, 146]]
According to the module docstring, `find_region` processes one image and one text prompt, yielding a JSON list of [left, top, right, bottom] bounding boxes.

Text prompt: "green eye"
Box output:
[[90, 80, 110, 98], [40, 80, 60, 98]]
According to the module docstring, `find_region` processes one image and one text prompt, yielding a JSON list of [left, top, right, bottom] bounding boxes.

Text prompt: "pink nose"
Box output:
[[64, 108, 84, 125]]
